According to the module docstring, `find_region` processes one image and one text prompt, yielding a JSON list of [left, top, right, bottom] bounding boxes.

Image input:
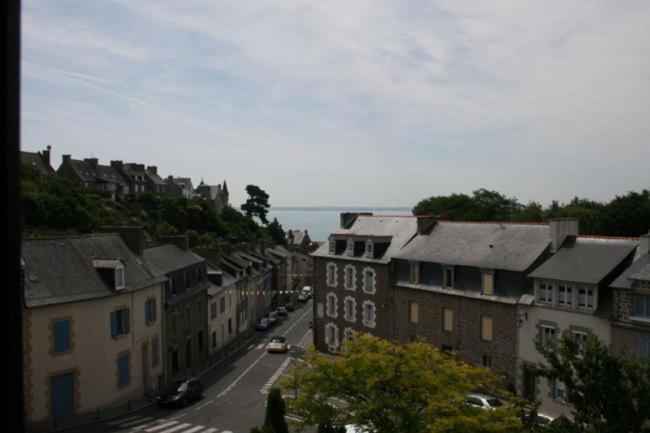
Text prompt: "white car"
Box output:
[[464, 393, 505, 410], [345, 425, 370, 433], [266, 336, 289, 353]]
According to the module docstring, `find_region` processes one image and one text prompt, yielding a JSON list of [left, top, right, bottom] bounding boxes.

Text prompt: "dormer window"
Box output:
[[443, 266, 454, 289], [482, 271, 494, 296], [329, 239, 336, 255], [365, 240, 373, 258], [409, 262, 420, 284], [115, 266, 125, 290], [346, 239, 354, 257], [93, 259, 126, 291]]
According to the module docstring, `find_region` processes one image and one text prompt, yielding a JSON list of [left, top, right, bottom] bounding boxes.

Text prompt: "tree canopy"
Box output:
[[536, 331, 650, 433], [412, 188, 650, 237], [286, 335, 522, 433], [241, 184, 271, 225]]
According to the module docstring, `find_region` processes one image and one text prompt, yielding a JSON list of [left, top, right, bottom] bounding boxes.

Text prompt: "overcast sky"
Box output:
[[21, 1, 650, 208]]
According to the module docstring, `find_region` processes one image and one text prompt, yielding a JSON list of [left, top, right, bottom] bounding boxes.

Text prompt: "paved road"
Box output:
[[75, 301, 314, 433]]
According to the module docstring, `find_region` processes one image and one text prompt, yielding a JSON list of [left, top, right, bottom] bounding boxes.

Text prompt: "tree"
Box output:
[[266, 218, 287, 245], [264, 388, 289, 433], [241, 185, 271, 225], [287, 335, 522, 433], [535, 331, 650, 433]]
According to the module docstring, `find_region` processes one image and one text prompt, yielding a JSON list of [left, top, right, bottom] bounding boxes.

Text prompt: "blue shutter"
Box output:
[[53, 321, 70, 353], [110, 312, 117, 339], [125, 308, 131, 335], [118, 354, 129, 385]]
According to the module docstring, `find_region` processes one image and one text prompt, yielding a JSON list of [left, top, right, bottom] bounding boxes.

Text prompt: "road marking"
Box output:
[[157, 423, 191, 433], [108, 415, 142, 425], [179, 426, 206, 433], [118, 417, 153, 427], [195, 399, 214, 410], [282, 308, 312, 337], [202, 429, 220, 433], [144, 421, 178, 432], [131, 419, 167, 430], [167, 413, 187, 421], [217, 355, 264, 398], [261, 357, 292, 394]]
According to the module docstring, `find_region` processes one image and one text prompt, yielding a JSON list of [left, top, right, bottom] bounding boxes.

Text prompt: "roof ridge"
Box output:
[[439, 220, 548, 226], [577, 235, 639, 241]]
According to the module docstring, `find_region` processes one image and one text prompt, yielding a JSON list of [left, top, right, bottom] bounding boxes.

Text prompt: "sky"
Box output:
[[21, 1, 650, 208]]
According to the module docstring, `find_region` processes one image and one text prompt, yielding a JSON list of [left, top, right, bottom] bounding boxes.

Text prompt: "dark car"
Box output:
[[157, 378, 203, 407], [256, 318, 271, 331]]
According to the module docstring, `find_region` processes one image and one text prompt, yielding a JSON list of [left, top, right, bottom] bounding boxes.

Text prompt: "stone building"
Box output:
[[196, 180, 229, 212], [310, 213, 417, 353], [21, 145, 56, 176], [519, 226, 638, 418], [22, 231, 165, 425], [143, 237, 211, 381], [287, 230, 312, 250], [58, 156, 129, 198], [109, 161, 148, 195]]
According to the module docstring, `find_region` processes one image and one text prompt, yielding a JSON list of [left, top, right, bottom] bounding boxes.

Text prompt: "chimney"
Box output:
[[42, 145, 51, 164], [110, 160, 123, 170], [62, 154, 71, 163], [147, 166, 157, 175], [100, 226, 145, 256], [639, 233, 650, 256], [549, 219, 579, 253], [340, 212, 372, 229], [84, 158, 98, 168], [158, 235, 190, 251], [416, 215, 437, 234]]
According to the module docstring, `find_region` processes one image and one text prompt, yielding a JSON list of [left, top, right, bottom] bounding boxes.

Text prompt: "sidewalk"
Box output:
[[27, 332, 254, 433]]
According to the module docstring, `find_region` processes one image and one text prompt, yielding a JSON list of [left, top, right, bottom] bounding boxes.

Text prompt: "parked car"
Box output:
[[277, 306, 288, 317], [256, 318, 271, 331], [464, 393, 505, 410], [268, 310, 279, 326], [266, 336, 289, 353], [297, 292, 309, 303], [521, 412, 554, 427], [157, 377, 203, 407], [302, 286, 313, 299], [285, 302, 295, 312]]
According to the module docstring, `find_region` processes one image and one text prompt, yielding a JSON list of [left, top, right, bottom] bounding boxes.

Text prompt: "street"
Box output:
[[73, 301, 313, 433]]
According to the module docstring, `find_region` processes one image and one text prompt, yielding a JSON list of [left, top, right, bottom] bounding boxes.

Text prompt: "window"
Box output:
[[482, 273, 494, 296], [541, 325, 556, 347], [633, 294, 650, 318], [410, 263, 420, 284], [111, 307, 130, 339], [326, 263, 338, 287], [211, 302, 218, 320], [558, 285, 572, 306], [344, 265, 356, 291], [228, 318, 233, 334], [362, 301, 376, 328], [145, 298, 157, 325], [365, 240, 373, 258], [409, 302, 419, 324], [443, 309, 454, 332], [578, 288, 594, 309], [344, 327, 354, 342], [443, 268, 454, 289], [573, 331, 587, 358], [197, 267, 203, 282], [344, 296, 356, 323], [327, 293, 338, 318], [325, 323, 339, 348], [538, 283, 553, 303], [52, 319, 71, 354], [329, 239, 335, 255], [554, 380, 566, 402], [198, 330, 204, 353], [363, 267, 376, 294], [482, 355, 491, 368], [481, 316, 493, 341], [212, 331, 218, 348], [152, 335, 159, 367], [115, 267, 125, 290], [117, 353, 130, 387], [220, 296, 226, 313], [346, 239, 354, 256]]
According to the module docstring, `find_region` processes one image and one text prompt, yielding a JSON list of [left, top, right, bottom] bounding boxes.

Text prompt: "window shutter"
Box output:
[[110, 311, 117, 339], [54, 321, 70, 352]]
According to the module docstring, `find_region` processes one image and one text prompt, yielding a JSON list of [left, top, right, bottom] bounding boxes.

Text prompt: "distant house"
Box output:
[[287, 230, 312, 250], [21, 230, 165, 425], [21, 145, 56, 176], [143, 237, 211, 381], [520, 223, 638, 418], [144, 166, 167, 195], [196, 180, 229, 212], [111, 161, 148, 195], [167, 177, 199, 199], [57, 155, 129, 198]]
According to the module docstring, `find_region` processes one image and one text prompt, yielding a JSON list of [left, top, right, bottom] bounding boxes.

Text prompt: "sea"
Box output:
[[267, 207, 412, 242]]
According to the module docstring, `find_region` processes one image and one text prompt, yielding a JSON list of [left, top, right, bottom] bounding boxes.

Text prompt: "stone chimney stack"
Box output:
[[549, 219, 579, 253], [100, 226, 145, 256], [110, 160, 123, 170], [84, 158, 98, 168], [639, 233, 650, 256], [147, 166, 157, 175], [62, 154, 71, 163], [416, 215, 437, 234], [42, 145, 51, 164]]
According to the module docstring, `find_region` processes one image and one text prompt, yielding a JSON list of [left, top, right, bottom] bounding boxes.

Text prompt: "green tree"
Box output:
[[263, 388, 288, 433], [287, 335, 522, 433], [241, 185, 271, 225], [536, 331, 650, 433], [266, 218, 287, 245]]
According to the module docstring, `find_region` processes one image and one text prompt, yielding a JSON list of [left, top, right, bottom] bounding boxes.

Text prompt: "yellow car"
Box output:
[[266, 336, 289, 353]]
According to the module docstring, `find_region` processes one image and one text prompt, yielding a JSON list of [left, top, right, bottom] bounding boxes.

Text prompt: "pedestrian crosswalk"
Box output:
[[260, 357, 292, 395], [107, 415, 231, 433]]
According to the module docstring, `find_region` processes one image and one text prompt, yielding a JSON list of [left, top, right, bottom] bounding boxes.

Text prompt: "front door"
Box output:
[[522, 365, 536, 400], [51, 372, 74, 418]]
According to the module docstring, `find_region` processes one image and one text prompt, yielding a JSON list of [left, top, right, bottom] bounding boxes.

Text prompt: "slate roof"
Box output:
[[611, 254, 650, 289], [631, 262, 650, 282], [196, 184, 223, 200], [21, 151, 56, 176], [395, 221, 550, 272], [206, 264, 238, 288], [22, 234, 165, 308], [122, 163, 146, 177], [143, 245, 205, 275], [145, 170, 166, 186], [66, 159, 97, 182], [312, 215, 418, 264], [94, 164, 127, 185], [529, 237, 638, 284]]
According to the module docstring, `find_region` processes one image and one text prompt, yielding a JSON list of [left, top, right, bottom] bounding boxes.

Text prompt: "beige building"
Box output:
[[207, 265, 238, 353], [518, 224, 638, 418], [22, 232, 165, 425]]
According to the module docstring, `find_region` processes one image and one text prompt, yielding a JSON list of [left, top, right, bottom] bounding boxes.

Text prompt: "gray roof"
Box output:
[[94, 164, 127, 185], [66, 159, 97, 182], [21, 151, 56, 176], [312, 215, 418, 264], [143, 245, 205, 275], [611, 254, 650, 289], [288, 230, 309, 246], [529, 237, 638, 284], [122, 163, 146, 176], [631, 262, 650, 282], [395, 221, 550, 272], [145, 170, 166, 186], [22, 234, 165, 308], [206, 264, 238, 288]]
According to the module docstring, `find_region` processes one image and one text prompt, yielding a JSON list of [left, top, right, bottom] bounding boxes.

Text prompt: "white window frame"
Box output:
[[344, 264, 357, 291], [115, 266, 126, 290], [365, 240, 373, 258], [410, 262, 420, 284], [326, 292, 338, 318], [329, 239, 335, 255], [343, 327, 355, 342], [482, 271, 494, 296], [541, 325, 556, 347], [346, 239, 354, 257], [572, 330, 587, 358], [326, 262, 338, 287], [577, 288, 594, 309], [344, 296, 357, 323], [325, 322, 339, 350], [362, 300, 376, 329], [538, 282, 553, 304], [558, 284, 573, 306], [362, 267, 376, 294]]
